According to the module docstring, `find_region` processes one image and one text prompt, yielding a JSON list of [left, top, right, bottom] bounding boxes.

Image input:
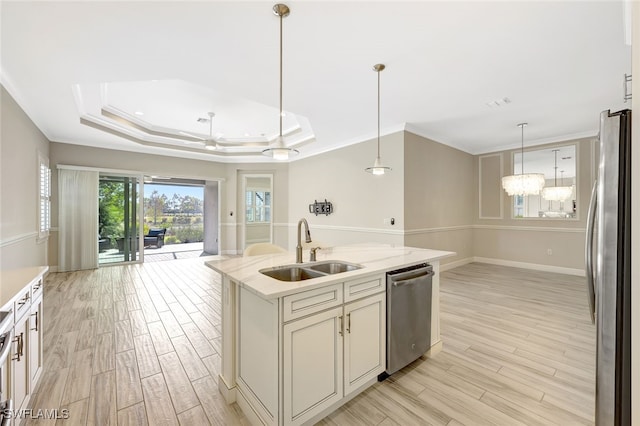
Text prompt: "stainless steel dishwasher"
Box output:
[[381, 263, 434, 378]]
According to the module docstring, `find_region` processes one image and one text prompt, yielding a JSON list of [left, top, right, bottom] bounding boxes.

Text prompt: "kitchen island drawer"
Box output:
[[282, 283, 343, 322], [344, 274, 384, 302], [14, 289, 31, 321]]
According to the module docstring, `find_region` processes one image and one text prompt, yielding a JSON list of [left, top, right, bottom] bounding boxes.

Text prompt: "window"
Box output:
[[38, 156, 51, 239], [245, 190, 271, 223]]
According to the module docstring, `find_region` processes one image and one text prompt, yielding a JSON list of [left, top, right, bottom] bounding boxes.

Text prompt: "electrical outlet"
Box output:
[[547, 249, 553, 256]]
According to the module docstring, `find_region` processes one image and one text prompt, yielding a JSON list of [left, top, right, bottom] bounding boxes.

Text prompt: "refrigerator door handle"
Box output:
[[584, 180, 597, 324]]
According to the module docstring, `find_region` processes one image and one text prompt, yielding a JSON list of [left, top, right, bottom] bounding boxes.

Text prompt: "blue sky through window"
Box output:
[[145, 184, 203, 200]]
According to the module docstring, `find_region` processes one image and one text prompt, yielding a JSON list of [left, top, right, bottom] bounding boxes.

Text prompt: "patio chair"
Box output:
[[144, 228, 166, 248]]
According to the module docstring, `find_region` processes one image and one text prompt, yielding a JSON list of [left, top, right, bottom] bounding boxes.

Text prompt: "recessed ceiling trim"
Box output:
[[100, 104, 304, 146], [101, 106, 205, 142], [80, 115, 315, 158]]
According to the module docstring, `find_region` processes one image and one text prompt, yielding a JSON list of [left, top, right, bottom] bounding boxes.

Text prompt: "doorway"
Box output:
[[98, 174, 142, 265], [242, 174, 273, 251], [142, 177, 219, 262]]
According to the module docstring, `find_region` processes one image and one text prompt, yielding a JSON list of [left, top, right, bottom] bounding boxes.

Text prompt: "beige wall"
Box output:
[[49, 142, 289, 261], [473, 137, 596, 272], [2, 82, 598, 275], [287, 133, 405, 250], [403, 132, 474, 266], [0, 86, 50, 269]]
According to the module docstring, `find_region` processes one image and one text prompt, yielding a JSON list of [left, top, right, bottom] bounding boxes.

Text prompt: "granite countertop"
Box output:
[[205, 244, 455, 300], [0, 266, 49, 309]]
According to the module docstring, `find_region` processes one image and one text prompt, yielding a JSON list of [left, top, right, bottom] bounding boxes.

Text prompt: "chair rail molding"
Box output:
[[0, 231, 38, 248]]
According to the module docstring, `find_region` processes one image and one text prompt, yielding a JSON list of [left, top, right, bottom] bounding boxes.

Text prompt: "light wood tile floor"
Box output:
[[31, 261, 595, 425]]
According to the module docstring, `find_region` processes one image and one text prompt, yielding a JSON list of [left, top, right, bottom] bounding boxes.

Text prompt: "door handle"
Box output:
[[584, 180, 597, 324], [346, 313, 351, 334], [338, 315, 343, 336]]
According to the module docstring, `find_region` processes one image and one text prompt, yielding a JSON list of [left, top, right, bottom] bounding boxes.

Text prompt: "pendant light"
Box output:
[[541, 150, 573, 201], [501, 123, 545, 196], [365, 64, 391, 175], [262, 3, 299, 161]]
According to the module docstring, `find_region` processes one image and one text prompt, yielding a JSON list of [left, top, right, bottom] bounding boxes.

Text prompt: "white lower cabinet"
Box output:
[[343, 293, 385, 396], [282, 287, 386, 426], [29, 296, 43, 386], [283, 306, 344, 425], [12, 310, 30, 413]]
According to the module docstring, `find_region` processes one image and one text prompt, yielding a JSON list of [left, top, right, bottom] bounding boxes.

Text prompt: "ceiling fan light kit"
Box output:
[[501, 123, 545, 196], [262, 3, 299, 161], [365, 63, 391, 175]]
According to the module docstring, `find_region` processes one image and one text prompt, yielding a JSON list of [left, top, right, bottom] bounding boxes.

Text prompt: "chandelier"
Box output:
[[542, 151, 573, 201], [501, 123, 545, 196]]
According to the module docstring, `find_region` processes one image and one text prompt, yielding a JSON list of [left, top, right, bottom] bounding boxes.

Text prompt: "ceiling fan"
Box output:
[[181, 111, 218, 150]]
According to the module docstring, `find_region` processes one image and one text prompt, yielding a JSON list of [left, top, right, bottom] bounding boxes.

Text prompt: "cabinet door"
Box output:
[[283, 306, 343, 426], [12, 313, 30, 412], [344, 292, 386, 396], [29, 297, 43, 386]]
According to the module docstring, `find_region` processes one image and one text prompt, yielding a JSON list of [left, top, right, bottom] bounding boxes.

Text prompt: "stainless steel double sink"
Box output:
[[259, 260, 363, 282]]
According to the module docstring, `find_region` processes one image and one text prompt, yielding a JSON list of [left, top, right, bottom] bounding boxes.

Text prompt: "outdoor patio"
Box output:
[[99, 241, 206, 264]]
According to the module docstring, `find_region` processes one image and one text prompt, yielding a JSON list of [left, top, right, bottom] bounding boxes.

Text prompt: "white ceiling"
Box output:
[[1, 1, 632, 163]]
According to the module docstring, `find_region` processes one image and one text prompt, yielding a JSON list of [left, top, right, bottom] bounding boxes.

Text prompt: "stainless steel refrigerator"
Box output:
[[585, 109, 632, 425]]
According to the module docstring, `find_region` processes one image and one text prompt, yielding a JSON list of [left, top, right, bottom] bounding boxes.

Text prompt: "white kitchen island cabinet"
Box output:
[[0, 266, 48, 423], [206, 245, 454, 426]]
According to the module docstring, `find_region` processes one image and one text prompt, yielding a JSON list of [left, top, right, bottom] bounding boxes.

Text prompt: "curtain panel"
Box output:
[[58, 169, 99, 271]]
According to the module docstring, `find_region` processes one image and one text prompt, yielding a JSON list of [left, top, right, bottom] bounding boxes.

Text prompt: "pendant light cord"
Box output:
[[279, 11, 283, 139], [520, 124, 524, 175], [377, 68, 381, 158], [553, 150, 558, 187]]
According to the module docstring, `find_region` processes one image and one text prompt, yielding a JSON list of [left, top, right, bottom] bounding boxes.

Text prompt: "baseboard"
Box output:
[[221, 250, 241, 255], [235, 387, 267, 426], [472, 256, 585, 277], [424, 340, 443, 358], [440, 257, 473, 272], [217, 374, 237, 404], [48, 266, 59, 273]]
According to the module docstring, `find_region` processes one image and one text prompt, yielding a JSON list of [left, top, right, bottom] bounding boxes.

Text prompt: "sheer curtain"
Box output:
[[58, 169, 99, 272]]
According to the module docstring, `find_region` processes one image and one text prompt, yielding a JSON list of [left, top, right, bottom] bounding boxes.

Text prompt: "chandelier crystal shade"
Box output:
[[262, 4, 299, 160], [541, 150, 573, 201], [365, 64, 391, 175], [501, 123, 545, 196]]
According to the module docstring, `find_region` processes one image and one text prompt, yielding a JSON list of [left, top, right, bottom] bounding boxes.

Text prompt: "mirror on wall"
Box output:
[[243, 174, 273, 249], [512, 145, 577, 219]]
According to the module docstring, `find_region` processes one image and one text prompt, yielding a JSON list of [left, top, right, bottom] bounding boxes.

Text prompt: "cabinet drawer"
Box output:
[[14, 288, 31, 322], [282, 283, 343, 322], [31, 278, 43, 300], [344, 274, 385, 302]]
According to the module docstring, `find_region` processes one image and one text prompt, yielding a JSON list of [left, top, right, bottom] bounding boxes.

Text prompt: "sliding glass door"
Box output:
[[98, 174, 142, 264]]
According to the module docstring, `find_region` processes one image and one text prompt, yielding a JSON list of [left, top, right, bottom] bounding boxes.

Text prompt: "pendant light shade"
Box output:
[[365, 64, 391, 175], [501, 123, 545, 196], [541, 150, 573, 201], [262, 3, 299, 160]]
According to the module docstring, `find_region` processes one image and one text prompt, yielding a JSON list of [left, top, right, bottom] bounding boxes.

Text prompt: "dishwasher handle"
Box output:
[[391, 271, 434, 287], [388, 264, 433, 282]]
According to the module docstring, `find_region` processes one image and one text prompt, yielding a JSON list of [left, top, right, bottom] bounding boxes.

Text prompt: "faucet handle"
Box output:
[[309, 247, 321, 262]]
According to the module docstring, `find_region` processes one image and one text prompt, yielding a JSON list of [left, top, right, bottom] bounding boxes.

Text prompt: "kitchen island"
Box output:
[[205, 245, 454, 425]]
